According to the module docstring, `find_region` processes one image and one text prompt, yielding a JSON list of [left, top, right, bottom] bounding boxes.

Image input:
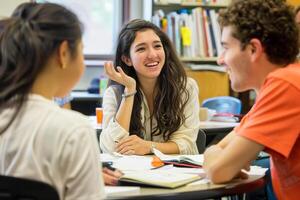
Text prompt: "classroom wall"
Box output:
[[287, 0, 299, 7], [0, 0, 28, 18], [76, 0, 147, 90]]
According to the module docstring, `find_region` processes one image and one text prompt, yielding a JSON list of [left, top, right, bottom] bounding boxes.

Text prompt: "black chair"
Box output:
[[0, 175, 59, 200], [196, 129, 206, 154]]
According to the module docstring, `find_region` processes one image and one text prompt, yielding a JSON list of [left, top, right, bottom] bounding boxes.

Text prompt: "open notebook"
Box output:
[[153, 148, 203, 168], [120, 170, 202, 188]]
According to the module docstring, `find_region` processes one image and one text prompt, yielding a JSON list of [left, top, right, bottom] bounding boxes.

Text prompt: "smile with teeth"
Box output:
[[145, 62, 159, 67]]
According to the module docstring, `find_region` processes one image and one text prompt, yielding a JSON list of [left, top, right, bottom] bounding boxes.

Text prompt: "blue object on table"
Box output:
[[87, 78, 100, 94], [202, 96, 242, 115]]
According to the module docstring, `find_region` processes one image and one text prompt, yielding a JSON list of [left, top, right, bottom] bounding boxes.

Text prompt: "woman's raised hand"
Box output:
[[104, 61, 136, 91]]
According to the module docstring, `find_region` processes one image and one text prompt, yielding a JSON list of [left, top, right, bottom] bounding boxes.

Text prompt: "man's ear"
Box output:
[[121, 55, 133, 66], [57, 41, 69, 69], [248, 38, 263, 62]]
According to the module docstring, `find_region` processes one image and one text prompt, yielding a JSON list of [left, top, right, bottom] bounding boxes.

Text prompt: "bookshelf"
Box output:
[[151, 0, 232, 105]]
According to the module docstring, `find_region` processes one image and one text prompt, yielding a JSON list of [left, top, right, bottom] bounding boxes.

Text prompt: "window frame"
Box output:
[[32, 0, 128, 61]]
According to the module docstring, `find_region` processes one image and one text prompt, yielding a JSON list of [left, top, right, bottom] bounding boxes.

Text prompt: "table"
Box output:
[[199, 121, 238, 135], [199, 121, 239, 146], [108, 175, 266, 200]]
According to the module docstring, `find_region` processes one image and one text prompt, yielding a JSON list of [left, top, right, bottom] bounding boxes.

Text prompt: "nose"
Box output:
[[147, 47, 157, 59], [217, 52, 225, 66]]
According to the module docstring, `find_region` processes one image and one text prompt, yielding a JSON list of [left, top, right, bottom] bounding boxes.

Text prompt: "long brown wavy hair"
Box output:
[[109, 19, 190, 141], [0, 2, 82, 134]]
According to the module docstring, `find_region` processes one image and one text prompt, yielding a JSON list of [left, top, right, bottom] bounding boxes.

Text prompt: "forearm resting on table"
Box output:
[[154, 141, 180, 154], [204, 135, 264, 184]]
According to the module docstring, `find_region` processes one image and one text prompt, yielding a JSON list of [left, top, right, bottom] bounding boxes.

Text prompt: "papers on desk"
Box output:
[[187, 165, 268, 186], [246, 166, 268, 176], [101, 153, 204, 188], [101, 153, 155, 171], [100, 153, 267, 190]]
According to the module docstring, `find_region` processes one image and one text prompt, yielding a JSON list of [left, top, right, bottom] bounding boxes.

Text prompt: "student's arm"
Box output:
[[100, 87, 131, 153], [217, 130, 236, 148], [104, 61, 136, 131], [100, 62, 136, 153], [116, 135, 180, 155], [203, 134, 264, 184]]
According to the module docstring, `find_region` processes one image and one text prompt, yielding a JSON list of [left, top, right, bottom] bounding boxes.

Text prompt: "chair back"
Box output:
[[196, 129, 206, 154], [202, 96, 242, 114], [0, 175, 59, 200]]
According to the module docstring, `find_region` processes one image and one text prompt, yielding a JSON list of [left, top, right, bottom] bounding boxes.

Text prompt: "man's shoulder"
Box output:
[[269, 63, 300, 89]]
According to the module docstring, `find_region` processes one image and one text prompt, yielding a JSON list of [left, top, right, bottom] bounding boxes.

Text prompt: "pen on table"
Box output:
[[102, 161, 116, 171]]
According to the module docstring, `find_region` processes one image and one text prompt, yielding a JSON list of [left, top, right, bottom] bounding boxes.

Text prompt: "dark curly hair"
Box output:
[[218, 0, 299, 65], [110, 19, 189, 141]]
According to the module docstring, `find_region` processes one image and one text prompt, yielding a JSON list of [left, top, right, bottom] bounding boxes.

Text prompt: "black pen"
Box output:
[[102, 161, 116, 171]]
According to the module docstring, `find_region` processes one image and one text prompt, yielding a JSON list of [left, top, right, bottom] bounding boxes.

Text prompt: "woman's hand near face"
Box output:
[[116, 135, 151, 155], [104, 61, 136, 92]]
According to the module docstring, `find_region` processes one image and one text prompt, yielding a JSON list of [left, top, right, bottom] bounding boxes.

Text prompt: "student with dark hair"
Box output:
[[0, 3, 106, 199], [203, 0, 300, 199], [100, 19, 200, 155]]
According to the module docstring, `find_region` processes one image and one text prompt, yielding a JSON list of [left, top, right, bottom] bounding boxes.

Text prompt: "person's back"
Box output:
[[0, 2, 105, 199], [0, 94, 104, 199]]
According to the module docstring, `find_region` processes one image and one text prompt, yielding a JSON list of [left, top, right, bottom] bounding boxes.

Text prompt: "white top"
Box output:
[[100, 78, 200, 154], [0, 94, 105, 200]]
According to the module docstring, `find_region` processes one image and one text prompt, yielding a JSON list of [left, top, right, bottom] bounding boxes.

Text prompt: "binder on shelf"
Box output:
[[206, 9, 217, 57], [152, 1, 227, 60], [210, 9, 222, 56]]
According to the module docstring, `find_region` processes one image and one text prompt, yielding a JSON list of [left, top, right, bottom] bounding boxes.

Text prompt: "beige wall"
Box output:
[[287, 0, 299, 7], [0, 0, 29, 18]]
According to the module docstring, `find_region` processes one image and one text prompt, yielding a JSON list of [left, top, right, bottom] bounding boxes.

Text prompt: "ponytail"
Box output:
[[0, 3, 83, 134]]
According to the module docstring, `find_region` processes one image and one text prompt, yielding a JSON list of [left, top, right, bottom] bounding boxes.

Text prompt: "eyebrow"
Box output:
[[134, 40, 162, 49]]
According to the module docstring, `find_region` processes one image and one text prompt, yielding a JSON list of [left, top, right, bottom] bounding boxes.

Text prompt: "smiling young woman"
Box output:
[[100, 19, 200, 156]]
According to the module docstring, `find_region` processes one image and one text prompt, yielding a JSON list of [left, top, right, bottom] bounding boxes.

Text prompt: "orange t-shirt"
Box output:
[[235, 63, 300, 200]]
